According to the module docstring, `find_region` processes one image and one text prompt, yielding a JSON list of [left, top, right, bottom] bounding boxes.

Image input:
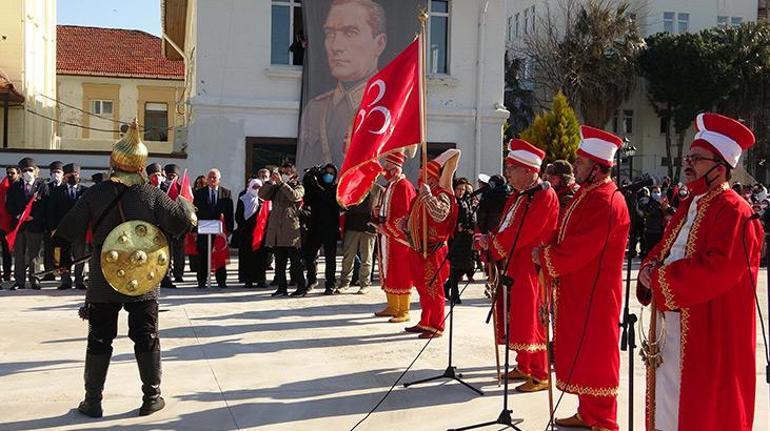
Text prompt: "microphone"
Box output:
[[519, 181, 551, 196], [750, 213, 761, 220], [621, 177, 653, 193]]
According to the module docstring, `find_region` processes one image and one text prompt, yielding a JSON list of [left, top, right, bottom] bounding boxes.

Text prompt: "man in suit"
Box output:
[[161, 164, 185, 284], [193, 168, 234, 288], [48, 163, 89, 289], [6, 157, 49, 290], [42, 160, 64, 279]]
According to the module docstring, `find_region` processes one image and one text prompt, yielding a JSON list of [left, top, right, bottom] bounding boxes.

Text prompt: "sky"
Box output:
[[57, 0, 162, 36]]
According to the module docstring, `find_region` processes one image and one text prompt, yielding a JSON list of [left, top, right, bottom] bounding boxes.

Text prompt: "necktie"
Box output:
[[70, 187, 76, 200], [25, 182, 31, 197], [211, 189, 216, 206]]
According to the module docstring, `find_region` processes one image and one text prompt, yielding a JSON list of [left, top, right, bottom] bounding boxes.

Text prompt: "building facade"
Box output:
[[56, 25, 185, 153], [506, 0, 759, 179], [163, 0, 509, 192], [0, 0, 57, 150]]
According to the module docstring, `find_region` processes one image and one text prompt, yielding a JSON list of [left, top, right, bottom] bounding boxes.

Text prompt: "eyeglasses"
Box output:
[[684, 154, 721, 165]]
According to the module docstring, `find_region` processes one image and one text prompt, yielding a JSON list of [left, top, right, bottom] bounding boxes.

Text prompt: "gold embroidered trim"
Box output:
[[657, 266, 677, 310], [556, 178, 607, 243], [679, 308, 690, 373], [555, 379, 618, 397], [492, 237, 507, 260], [542, 246, 558, 278], [509, 342, 547, 352]]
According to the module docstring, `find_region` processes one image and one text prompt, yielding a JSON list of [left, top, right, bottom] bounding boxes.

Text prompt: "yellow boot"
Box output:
[[374, 293, 397, 317], [389, 294, 411, 323]]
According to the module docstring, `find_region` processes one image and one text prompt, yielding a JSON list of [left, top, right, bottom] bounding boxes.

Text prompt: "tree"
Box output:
[[521, 0, 645, 127], [519, 91, 581, 165], [638, 31, 725, 182]]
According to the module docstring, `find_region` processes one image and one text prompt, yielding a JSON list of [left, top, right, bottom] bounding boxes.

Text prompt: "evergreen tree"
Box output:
[[519, 91, 581, 165]]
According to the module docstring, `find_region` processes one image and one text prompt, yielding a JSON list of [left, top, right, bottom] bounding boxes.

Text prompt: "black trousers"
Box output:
[[87, 300, 159, 355], [170, 239, 185, 279], [196, 236, 227, 286], [304, 231, 337, 288], [0, 230, 12, 280], [238, 243, 267, 284], [275, 247, 305, 290]]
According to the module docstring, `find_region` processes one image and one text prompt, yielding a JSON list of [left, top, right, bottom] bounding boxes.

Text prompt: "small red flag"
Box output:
[[167, 179, 180, 201], [337, 37, 422, 208], [211, 215, 230, 271], [178, 169, 194, 202], [7, 192, 37, 251], [251, 201, 271, 251]]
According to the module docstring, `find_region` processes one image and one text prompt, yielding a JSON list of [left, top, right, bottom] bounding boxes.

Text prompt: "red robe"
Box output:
[[644, 183, 761, 431], [378, 174, 416, 294], [408, 185, 457, 332], [491, 186, 559, 353], [538, 178, 629, 397]]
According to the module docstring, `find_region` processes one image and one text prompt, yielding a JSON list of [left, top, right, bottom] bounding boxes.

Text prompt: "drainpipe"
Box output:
[[474, 0, 490, 179], [3, 92, 8, 148]]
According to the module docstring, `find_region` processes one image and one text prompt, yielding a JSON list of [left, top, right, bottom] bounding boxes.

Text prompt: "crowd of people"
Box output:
[[1, 113, 764, 430]]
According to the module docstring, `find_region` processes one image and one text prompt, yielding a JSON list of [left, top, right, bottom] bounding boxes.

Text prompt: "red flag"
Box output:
[[337, 37, 422, 208], [251, 201, 271, 251], [7, 192, 37, 251], [167, 178, 180, 201], [178, 169, 194, 202], [211, 215, 230, 271], [0, 176, 13, 232]]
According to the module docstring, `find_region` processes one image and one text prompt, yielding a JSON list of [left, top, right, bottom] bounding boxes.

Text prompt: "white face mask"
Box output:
[[281, 174, 290, 183], [52, 172, 63, 183], [651, 192, 662, 201], [249, 188, 259, 197], [22, 171, 35, 183]]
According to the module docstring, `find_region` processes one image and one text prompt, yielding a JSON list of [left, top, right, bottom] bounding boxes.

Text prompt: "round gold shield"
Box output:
[[101, 220, 170, 296]]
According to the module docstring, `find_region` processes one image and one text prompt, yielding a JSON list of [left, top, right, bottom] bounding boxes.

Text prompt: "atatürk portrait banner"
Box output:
[[297, 0, 427, 172]]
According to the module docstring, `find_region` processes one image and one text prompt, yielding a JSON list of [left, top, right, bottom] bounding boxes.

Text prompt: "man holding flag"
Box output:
[[335, 36, 422, 324]]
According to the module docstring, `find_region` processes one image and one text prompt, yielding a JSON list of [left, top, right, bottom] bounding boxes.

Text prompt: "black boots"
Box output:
[[77, 353, 111, 418], [271, 286, 289, 297], [136, 351, 165, 416]]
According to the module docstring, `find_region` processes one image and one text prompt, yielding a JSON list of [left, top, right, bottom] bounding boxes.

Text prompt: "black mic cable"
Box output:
[[741, 214, 770, 390]]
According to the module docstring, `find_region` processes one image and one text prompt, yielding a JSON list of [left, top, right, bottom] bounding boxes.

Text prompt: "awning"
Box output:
[[0, 69, 24, 105]]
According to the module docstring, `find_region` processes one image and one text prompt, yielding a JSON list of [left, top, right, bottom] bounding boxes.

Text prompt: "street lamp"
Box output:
[[615, 138, 637, 183]]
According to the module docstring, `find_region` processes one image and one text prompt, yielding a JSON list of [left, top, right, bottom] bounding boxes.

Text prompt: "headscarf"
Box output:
[[240, 178, 262, 220]]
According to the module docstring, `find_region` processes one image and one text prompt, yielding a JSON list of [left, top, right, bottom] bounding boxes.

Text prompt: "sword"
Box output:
[[33, 254, 91, 278]]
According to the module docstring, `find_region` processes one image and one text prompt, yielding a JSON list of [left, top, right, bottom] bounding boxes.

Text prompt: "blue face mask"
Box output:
[[322, 173, 334, 184]]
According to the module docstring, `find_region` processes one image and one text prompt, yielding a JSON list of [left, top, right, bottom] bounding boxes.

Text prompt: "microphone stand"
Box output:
[[449, 193, 534, 431], [619, 206, 637, 431], [404, 200, 483, 396]]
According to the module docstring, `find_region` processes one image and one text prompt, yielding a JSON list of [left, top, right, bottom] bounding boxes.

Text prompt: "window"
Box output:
[[143, 102, 168, 142], [663, 12, 674, 33], [91, 100, 113, 115], [678, 13, 689, 33], [429, 0, 450, 74], [731, 17, 743, 27], [515, 13, 520, 37], [524, 8, 529, 35], [271, 0, 303, 66], [660, 117, 669, 135], [623, 110, 634, 134], [717, 16, 728, 27], [531, 5, 535, 33], [507, 16, 513, 41]]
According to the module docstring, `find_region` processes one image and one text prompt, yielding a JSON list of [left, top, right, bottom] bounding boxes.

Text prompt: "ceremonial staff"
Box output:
[[538, 268, 555, 426], [417, 10, 429, 259]]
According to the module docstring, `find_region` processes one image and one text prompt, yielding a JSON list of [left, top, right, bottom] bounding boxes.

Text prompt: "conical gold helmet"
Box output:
[[111, 119, 148, 174]]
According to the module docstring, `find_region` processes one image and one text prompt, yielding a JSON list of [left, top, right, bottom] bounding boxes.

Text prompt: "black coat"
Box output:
[[449, 197, 476, 272], [193, 186, 235, 233], [303, 176, 340, 235], [6, 178, 49, 233], [477, 187, 508, 234], [47, 183, 89, 232]]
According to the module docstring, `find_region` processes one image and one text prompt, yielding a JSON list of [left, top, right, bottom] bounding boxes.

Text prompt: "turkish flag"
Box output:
[[251, 201, 271, 251], [178, 169, 194, 202], [337, 37, 422, 208], [7, 192, 37, 251]]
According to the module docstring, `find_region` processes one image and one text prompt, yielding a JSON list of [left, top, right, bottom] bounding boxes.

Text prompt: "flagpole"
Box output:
[[418, 9, 429, 258]]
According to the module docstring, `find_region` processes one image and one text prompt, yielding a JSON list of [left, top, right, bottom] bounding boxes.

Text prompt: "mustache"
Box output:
[[684, 168, 695, 174]]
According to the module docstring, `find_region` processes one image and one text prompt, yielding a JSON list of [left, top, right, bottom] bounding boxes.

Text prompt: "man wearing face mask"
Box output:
[[302, 163, 341, 295], [0, 166, 20, 284], [6, 157, 50, 290], [42, 161, 65, 279], [146, 164, 164, 189], [161, 164, 185, 285], [638, 185, 665, 259], [532, 126, 630, 431], [637, 113, 762, 431], [47, 163, 89, 289]]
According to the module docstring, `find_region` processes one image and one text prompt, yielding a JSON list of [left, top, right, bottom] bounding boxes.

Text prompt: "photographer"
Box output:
[[302, 163, 341, 295], [259, 163, 307, 297], [476, 174, 508, 236], [446, 178, 476, 304], [636, 186, 665, 259]]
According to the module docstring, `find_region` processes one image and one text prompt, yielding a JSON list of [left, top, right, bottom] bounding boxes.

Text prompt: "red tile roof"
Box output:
[[57, 25, 184, 80]]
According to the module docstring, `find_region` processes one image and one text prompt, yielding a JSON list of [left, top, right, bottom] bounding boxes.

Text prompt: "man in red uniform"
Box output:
[[374, 152, 416, 323], [404, 149, 460, 338], [637, 113, 761, 431], [532, 126, 630, 431], [490, 139, 559, 392]]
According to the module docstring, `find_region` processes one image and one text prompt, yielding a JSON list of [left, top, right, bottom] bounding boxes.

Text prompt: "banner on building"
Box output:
[[297, 0, 427, 173]]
